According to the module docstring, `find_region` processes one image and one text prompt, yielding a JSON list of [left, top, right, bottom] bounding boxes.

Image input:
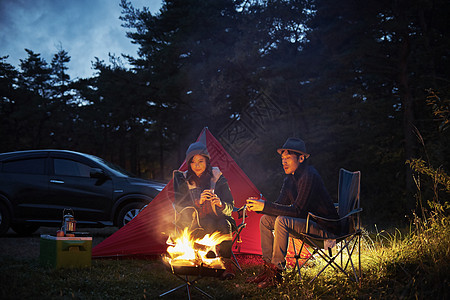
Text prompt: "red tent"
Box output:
[[92, 128, 263, 257]]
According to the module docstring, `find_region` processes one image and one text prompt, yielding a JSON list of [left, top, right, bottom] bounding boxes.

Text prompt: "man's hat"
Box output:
[[185, 141, 210, 163], [277, 138, 310, 158]]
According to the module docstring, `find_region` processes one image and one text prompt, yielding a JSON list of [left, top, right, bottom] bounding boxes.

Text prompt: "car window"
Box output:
[[54, 158, 91, 177], [87, 155, 136, 178], [2, 158, 46, 174]]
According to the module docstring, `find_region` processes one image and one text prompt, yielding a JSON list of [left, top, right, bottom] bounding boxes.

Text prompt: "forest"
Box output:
[[1, 0, 449, 228]]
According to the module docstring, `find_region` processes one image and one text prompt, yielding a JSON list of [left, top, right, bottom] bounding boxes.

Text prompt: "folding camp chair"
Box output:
[[230, 205, 247, 272], [290, 168, 362, 284]]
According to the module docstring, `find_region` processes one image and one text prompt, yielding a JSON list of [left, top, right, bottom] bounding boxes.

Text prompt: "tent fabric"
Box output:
[[92, 128, 263, 257]]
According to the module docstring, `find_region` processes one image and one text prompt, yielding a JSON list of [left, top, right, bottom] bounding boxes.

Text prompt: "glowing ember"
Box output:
[[164, 228, 231, 269]]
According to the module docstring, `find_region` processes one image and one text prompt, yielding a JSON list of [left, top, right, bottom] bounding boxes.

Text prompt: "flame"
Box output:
[[164, 227, 231, 269]]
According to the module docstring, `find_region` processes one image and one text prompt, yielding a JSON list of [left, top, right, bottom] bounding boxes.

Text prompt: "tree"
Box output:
[[49, 48, 74, 147], [120, 0, 315, 170], [12, 49, 54, 148], [292, 0, 450, 223], [0, 56, 20, 151], [71, 55, 162, 176]]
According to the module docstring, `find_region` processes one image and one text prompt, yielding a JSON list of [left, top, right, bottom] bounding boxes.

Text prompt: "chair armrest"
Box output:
[[233, 205, 246, 213], [233, 205, 247, 220], [308, 207, 362, 223], [236, 223, 246, 231], [307, 212, 341, 222], [341, 208, 362, 219], [305, 208, 363, 235], [306, 213, 337, 235]]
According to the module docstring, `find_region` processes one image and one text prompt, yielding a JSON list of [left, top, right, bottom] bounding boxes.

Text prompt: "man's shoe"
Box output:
[[245, 263, 269, 283], [257, 277, 276, 289], [246, 271, 267, 284], [256, 264, 283, 289]]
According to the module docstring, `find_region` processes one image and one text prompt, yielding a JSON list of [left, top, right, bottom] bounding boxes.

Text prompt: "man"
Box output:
[[246, 137, 340, 288]]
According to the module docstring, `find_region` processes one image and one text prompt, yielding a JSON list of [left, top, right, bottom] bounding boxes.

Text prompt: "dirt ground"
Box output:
[[0, 227, 117, 259]]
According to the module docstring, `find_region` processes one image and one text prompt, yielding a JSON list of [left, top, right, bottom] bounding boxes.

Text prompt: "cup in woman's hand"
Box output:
[[201, 189, 213, 201]]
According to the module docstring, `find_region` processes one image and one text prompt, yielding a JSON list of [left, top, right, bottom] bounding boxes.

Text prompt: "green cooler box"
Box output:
[[40, 234, 92, 268]]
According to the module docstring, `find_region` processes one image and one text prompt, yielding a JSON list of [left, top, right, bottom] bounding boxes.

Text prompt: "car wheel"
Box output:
[[10, 223, 40, 236], [0, 202, 11, 235], [117, 202, 146, 228]]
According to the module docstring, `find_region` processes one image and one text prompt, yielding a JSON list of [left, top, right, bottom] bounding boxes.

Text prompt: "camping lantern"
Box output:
[[62, 209, 76, 235]]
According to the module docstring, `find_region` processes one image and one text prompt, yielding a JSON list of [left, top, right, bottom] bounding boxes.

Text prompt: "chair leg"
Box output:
[[230, 226, 246, 272], [341, 234, 361, 283], [305, 236, 356, 284], [335, 235, 362, 283], [344, 243, 357, 282], [230, 251, 243, 272], [309, 247, 343, 283], [342, 239, 355, 270], [358, 233, 362, 287], [291, 238, 315, 279], [345, 232, 362, 285], [291, 238, 302, 278]]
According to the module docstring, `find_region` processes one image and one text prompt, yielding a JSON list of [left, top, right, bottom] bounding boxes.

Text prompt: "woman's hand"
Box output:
[[199, 189, 214, 205], [246, 197, 265, 212], [210, 193, 222, 216], [211, 194, 223, 208]]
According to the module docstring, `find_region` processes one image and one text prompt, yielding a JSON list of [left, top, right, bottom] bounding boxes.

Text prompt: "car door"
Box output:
[[47, 153, 113, 223], [0, 154, 49, 220]]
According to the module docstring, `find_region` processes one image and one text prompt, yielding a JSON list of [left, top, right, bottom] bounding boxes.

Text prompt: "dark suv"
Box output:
[[0, 150, 165, 235]]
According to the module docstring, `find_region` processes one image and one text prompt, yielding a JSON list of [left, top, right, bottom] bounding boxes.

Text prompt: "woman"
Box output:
[[173, 141, 235, 279]]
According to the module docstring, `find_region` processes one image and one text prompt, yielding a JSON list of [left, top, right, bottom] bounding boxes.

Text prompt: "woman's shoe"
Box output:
[[221, 258, 236, 280]]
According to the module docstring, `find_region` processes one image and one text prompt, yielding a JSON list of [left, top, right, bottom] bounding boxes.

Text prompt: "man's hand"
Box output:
[[246, 197, 265, 212]]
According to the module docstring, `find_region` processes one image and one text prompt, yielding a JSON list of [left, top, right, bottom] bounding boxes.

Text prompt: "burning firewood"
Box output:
[[163, 227, 231, 270]]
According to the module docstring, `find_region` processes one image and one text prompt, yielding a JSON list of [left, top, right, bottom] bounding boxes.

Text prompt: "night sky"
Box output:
[[0, 0, 162, 79]]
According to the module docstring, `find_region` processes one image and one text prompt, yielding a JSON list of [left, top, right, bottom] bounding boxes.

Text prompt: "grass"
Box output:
[[1, 215, 449, 299]]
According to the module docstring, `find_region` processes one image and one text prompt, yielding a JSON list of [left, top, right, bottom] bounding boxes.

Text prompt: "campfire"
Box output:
[[160, 228, 232, 298], [163, 228, 231, 275]]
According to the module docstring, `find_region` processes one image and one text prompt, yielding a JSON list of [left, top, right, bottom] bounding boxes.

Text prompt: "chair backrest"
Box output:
[[337, 168, 361, 233]]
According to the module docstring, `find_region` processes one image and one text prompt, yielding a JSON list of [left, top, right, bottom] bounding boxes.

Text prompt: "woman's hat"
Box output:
[[277, 138, 310, 158], [185, 142, 210, 163]]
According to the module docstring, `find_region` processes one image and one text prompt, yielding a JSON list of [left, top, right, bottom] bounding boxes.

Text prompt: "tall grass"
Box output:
[[358, 214, 449, 299], [351, 157, 450, 299]]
